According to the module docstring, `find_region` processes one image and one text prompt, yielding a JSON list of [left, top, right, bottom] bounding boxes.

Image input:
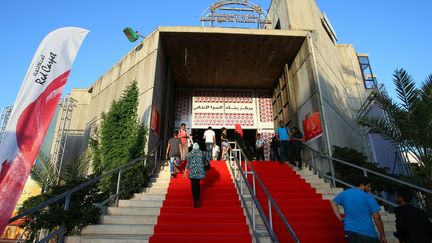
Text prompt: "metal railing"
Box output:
[[228, 142, 299, 243], [303, 144, 432, 208], [9, 143, 162, 243]]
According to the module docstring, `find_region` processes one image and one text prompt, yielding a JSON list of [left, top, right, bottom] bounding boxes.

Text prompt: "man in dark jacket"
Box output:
[[394, 189, 432, 243]]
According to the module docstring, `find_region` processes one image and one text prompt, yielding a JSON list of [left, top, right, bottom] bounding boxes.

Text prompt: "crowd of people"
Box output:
[[164, 123, 214, 208], [164, 122, 306, 207], [164, 123, 432, 243], [272, 120, 305, 168]]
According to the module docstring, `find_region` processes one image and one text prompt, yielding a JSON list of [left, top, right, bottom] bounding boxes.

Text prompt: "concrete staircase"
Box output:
[[292, 164, 398, 243], [65, 164, 171, 243]]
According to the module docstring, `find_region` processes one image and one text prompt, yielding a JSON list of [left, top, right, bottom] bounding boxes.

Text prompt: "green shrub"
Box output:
[[18, 177, 108, 239]]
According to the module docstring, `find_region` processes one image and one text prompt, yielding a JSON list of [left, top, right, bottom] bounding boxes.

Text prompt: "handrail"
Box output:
[[8, 142, 161, 241], [229, 142, 300, 243], [302, 144, 432, 207], [227, 143, 278, 242], [326, 176, 398, 207]]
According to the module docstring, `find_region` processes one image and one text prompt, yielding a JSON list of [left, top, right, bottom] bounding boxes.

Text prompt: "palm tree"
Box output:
[[357, 69, 432, 185], [31, 151, 92, 190], [62, 151, 91, 184], [30, 152, 57, 191]]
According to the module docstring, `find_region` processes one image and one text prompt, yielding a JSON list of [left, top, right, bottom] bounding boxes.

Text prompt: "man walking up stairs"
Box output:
[[293, 164, 398, 243]]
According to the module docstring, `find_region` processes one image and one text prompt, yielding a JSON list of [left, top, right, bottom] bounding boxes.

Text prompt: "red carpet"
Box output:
[[250, 162, 346, 243], [149, 161, 252, 243]]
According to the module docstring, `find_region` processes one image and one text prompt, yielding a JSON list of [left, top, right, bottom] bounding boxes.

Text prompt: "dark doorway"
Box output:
[[242, 129, 257, 159], [191, 128, 256, 160], [191, 128, 224, 151]]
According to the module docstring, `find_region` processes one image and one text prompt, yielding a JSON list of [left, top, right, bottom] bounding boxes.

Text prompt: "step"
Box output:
[[301, 177, 327, 184], [162, 200, 243, 208], [65, 236, 149, 243], [108, 207, 160, 216], [147, 182, 170, 188], [118, 199, 163, 207], [321, 194, 337, 200], [157, 213, 248, 223], [142, 187, 168, 194], [309, 183, 332, 189], [153, 223, 249, 233], [297, 173, 321, 179], [315, 187, 343, 194], [153, 172, 171, 179], [153, 175, 171, 180], [150, 178, 170, 183], [132, 193, 165, 200], [81, 224, 154, 235], [100, 215, 158, 225], [149, 232, 252, 243]]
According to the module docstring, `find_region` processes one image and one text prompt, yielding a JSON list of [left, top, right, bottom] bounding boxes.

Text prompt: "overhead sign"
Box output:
[[200, 0, 271, 29]]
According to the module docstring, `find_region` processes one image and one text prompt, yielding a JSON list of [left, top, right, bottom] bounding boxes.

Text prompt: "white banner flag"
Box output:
[[0, 27, 89, 234]]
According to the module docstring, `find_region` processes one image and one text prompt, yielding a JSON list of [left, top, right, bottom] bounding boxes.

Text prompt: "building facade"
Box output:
[[59, 0, 377, 173]]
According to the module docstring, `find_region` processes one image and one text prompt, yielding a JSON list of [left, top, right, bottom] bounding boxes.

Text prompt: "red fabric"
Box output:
[[178, 129, 188, 145], [234, 124, 243, 137], [150, 161, 251, 243], [303, 112, 323, 142], [178, 160, 187, 170], [0, 71, 69, 234], [249, 162, 346, 243], [0, 160, 11, 184], [151, 105, 160, 135]]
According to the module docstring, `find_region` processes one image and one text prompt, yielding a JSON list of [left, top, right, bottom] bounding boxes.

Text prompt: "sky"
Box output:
[[0, 0, 431, 110]]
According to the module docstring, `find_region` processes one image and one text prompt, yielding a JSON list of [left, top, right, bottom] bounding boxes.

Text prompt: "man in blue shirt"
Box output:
[[331, 177, 387, 243], [275, 121, 290, 164]]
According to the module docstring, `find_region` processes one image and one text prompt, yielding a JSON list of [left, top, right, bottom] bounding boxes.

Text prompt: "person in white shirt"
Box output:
[[203, 126, 216, 162]]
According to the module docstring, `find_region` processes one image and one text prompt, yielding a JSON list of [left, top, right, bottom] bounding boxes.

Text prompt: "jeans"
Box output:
[[181, 144, 188, 161], [345, 231, 379, 243], [169, 156, 181, 174], [271, 147, 279, 161], [279, 140, 290, 162], [255, 148, 264, 161], [205, 143, 213, 162]]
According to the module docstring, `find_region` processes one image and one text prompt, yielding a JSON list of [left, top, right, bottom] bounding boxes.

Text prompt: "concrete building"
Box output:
[[58, 0, 378, 173]]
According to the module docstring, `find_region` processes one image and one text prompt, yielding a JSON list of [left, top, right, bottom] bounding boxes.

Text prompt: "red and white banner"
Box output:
[[303, 111, 323, 142], [0, 27, 89, 234]]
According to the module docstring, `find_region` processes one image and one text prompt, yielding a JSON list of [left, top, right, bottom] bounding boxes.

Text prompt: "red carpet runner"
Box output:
[[149, 161, 252, 243], [250, 162, 346, 243]]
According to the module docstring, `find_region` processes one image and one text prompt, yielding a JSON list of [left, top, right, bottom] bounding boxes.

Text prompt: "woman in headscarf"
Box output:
[[184, 143, 206, 208]]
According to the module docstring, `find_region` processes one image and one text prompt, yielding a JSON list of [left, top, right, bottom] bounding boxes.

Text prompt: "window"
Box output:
[[358, 55, 377, 89]]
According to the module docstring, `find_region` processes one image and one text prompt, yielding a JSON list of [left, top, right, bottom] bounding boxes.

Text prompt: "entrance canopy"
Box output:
[[159, 27, 307, 89]]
